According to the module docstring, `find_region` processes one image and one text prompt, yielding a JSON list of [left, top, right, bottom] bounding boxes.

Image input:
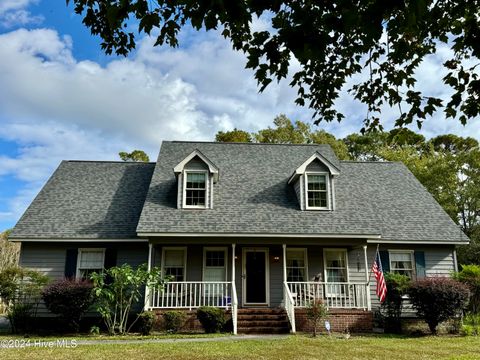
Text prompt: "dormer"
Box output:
[[174, 150, 219, 209], [288, 152, 340, 211]]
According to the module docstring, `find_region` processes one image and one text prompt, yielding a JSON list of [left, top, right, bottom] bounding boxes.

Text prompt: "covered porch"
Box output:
[[144, 241, 373, 334]]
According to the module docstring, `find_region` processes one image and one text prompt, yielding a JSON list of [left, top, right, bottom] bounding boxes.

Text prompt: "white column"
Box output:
[[453, 248, 458, 272], [363, 245, 371, 311], [231, 244, 236, 282], [282, 244, 287, 283], [144, 243, 153, 310]]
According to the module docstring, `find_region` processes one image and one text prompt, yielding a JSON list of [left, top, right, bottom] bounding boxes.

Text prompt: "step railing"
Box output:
[[231, 281, 238, 335], [283, 281, 296, 333], [286, 282, 369, 309], [150, 281, 233, 310]]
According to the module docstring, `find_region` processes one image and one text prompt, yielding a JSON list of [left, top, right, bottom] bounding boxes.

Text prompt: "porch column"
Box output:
[[231, 244, 236, 282], [144, 243, 153, 310], [282, 244, 287, 282], [363, 245, 372, 311]]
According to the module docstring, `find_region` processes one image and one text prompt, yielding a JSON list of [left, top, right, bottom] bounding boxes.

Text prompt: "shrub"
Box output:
[[42, 279, 94, 332], [163, 310, 187, 333], [196, 307, 226, 333], [90, 264, 165, 335], [382, 273, 411, 333], [408, 277, 470, 334], [454, 265, 480, 315], [461, 313, 480, 336], [306, 299, 329, 337], [137, 311, 156, 335], [0, 266, 48, 333]]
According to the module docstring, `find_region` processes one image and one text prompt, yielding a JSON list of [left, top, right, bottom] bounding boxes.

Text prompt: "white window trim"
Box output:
[[182, 170, 209, 209], [323, 248, 349, 283], [388, 249, 415, 278], [76, 248, 105, 279], [286, 248, 308, 282], [304, 171, 331, 210], [161, 247, 188, 281], [202, 247, 228, 281]]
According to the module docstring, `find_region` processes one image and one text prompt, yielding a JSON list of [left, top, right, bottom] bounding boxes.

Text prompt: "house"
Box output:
[[10, 141, 469, 334]]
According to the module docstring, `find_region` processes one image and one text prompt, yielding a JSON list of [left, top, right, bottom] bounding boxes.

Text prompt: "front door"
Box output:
[[243, 248, 269, 305]]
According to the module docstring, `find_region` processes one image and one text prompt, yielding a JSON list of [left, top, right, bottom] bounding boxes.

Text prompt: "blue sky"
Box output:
[[0, 0, 479, 231]]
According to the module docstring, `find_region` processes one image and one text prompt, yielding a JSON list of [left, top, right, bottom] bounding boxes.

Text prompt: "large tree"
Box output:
[[69, 0, 480, 131], [118, 150, 150, 162]]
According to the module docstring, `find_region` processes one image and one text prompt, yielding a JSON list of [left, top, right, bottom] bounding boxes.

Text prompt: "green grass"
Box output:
[[0, 332, 230, 341], [1, 334, 479, 360]]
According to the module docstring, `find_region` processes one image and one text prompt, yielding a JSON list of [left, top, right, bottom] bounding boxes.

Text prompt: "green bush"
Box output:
[[408, 277, 470, 334], [461, 313, 480, 336], [137, 311, 156, 335], [42, 279, 94, 332], [306, 299, 329, 337], [196, 307, 226, 333], [454, 265, 480, 315], [163, 310, 187, 333], [382, 273, 411, 333]]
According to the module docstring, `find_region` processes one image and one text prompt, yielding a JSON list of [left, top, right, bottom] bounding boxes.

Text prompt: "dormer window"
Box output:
[[174, 149, 219, 210], [184, 171, 207, 208], [306, 173, 329, 209]]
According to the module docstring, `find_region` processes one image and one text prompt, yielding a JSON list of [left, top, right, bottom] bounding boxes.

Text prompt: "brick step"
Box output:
[[237, 314, 287, 321], [238, 320, 289, 327], [237, 327, 290, 334], [237, 308, 285, 315]]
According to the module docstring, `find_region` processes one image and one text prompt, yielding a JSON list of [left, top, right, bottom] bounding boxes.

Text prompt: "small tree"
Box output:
[[306, 299, 329, 337], [454, 265, 480, 315], [42, 279, 94, 332], [0, 266, 48, 333], [382, 273, 411, 333], [90, 264, 165, 335], [408, 277, 470, 335]]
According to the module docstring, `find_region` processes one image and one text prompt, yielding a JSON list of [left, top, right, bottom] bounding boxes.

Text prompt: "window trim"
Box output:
[[183, 170, 209, 209], [286, 248, 308, 282], [388, 249, 415, 278], [323, 248, 349, 283], [76, 248, 105, 279], [161, 246, 188, 281], [304, 171, 330, 210], [202, 247, 228, 281]]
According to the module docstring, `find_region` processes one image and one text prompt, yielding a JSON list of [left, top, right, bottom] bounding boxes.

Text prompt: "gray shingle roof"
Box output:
[[137, 141, 468, 243], [10, 161, 155, 239]]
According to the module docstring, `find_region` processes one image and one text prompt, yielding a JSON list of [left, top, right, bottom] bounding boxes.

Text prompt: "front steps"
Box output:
[[237, 308, 290, 334]]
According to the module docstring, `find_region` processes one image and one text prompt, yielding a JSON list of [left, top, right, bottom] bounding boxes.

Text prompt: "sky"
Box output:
[[0, 0, 479, 231]]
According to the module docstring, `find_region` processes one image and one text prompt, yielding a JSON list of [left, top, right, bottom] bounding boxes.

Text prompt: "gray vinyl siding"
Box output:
[[293, 178, 302, 210], [305, 159, 329, 172], [19, 242, 148, 316]]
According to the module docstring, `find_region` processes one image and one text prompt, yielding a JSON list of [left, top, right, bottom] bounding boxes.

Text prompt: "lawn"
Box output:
[[1, 335, 479, 360]]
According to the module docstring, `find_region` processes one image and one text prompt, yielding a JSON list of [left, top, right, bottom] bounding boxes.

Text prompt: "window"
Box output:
[[286, 249, 308, 282], [324, 249, 348, 283], [389, 251, 414, 278], [305, 173, 329, 209], [162, 248, 187, 281], [76, 248, 105, 280], [184, 171, 207, 208], [203, 248, 227, 282]]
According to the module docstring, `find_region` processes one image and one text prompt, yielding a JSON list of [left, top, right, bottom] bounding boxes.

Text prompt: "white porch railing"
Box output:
[[231, 282, 238, 335], [150, 281, 235, 310], [287, 282, 369, 309], [283, 282, 296, 333]]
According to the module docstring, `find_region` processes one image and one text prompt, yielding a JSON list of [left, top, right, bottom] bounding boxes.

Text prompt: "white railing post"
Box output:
[[363, 245, 372, 311], [144, 243, 153, 310], [283, 282, 296, 333]]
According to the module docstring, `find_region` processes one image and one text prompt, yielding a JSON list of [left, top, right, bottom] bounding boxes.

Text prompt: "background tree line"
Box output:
[[216, 115, 480, 265]]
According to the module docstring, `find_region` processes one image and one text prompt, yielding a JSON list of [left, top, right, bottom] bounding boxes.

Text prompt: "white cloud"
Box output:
[[0, 0, 43, 28]]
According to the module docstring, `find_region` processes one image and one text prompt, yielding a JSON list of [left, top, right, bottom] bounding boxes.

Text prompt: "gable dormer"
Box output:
[[174, 150, 219, 209], [288, 152, 340, 211]]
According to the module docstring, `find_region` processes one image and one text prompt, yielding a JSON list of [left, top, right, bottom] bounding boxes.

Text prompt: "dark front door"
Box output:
[[245, 250, 267, 304]]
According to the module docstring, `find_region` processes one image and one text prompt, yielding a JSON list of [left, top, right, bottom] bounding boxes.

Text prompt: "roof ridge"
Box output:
[[165, 140, 330, 147], [340, 160, 398, 163], [66, 160, 156, 164]]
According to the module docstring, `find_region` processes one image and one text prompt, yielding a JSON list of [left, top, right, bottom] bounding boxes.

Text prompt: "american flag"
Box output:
[[372, 251, 387, 302]]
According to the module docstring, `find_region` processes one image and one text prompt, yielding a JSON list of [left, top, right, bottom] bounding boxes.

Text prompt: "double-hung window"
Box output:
[[203, 248, 227, 282], [286, 249, 307, 282], [389, 251, 415, 278], [162, 248, 187, 281], [306, 173, 329, 209], [324, 249, 348, 283], [76, 248, 105, 280], [184, 171, 207, 208]]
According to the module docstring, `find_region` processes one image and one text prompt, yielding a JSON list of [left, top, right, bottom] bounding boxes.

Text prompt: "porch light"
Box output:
[[273, 256, 280, 262]]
